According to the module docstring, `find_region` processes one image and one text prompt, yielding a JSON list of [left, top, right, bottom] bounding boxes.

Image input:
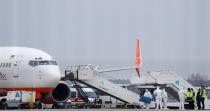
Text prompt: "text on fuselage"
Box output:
[[0, 72, 7, 80]]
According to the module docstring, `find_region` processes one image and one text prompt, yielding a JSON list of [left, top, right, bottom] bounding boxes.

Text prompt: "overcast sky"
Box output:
[[0, 0, 210, 79]]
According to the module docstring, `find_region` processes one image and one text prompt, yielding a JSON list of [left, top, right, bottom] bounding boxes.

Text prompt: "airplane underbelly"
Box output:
[[0, 70, 56, 89], [0, 75, 55, 91]]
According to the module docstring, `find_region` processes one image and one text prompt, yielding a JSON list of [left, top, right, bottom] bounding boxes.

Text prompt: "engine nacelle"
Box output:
[[51, 81, 71, 102]]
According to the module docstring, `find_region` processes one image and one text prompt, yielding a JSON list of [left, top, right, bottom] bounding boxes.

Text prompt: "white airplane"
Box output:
[[0, 39, 141, 105], [0, 47, 70, 102]]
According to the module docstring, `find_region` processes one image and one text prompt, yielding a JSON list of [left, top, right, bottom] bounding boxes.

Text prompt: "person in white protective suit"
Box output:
[[161, 88, 168, 109], [178, 88, 186, 110], [143, 89, 152, 109], [153, 86, 163, 109]]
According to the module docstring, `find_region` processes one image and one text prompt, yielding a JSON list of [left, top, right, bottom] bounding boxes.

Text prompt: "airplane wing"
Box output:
[[98, 66, 136, 73], [98, 39, 141, 78]]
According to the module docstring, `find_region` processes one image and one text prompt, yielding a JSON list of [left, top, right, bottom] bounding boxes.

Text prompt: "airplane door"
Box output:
[[12, 55, 22, 78], [33, 62, 42, 80], [39, 70, 42, 80], [36, 67, 42, 80]]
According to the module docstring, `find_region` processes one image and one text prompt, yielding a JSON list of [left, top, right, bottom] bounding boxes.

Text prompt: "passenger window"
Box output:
[[8, 63, 11, 67], [2, 63, 5, 68], [0, 63, 2, 68]]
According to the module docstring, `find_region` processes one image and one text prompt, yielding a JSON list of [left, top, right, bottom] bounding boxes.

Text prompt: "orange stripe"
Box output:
[[0, 87, 54, 93]]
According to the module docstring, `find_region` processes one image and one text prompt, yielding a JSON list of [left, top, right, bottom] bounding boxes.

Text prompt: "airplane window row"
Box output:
[[0, 63, 12, 68], [28, 60, 57, 67]]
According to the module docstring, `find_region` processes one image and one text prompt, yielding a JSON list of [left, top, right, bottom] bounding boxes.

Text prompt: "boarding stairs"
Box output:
[[71, 81, 89, 103], [65, 65, 140, 105], [149, 71, 195, 91], [147, 71, 196, 102]]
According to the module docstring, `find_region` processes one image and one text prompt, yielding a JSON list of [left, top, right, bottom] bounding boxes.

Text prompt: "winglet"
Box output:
[[135, 39, 141, 78]]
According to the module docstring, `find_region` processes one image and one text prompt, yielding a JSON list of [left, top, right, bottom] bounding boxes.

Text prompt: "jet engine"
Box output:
[[51, 81, 71, 102]]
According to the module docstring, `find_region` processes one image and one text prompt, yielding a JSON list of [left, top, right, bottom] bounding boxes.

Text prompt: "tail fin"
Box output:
[[97, 39, 141, 74], [135, 39, 141, 78]]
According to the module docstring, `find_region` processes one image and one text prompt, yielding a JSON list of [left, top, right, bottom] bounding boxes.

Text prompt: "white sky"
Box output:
[[0, 0, 210, 79]]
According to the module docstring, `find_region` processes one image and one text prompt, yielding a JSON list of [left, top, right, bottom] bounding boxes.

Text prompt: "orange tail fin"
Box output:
[[135, 39, 141, 78]]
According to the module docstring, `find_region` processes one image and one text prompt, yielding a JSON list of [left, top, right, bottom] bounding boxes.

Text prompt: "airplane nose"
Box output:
[[41, 66, 61, 87]]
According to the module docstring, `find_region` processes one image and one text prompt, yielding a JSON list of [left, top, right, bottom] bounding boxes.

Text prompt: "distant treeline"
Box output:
[[187, 80, 210, 87], [187, 73, 210, 87], [110, 79, 130, 84], [109, 73, 210, 87]]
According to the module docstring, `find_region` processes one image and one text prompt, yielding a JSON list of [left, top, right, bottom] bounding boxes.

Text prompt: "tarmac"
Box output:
[[3, 109, 205, 111]]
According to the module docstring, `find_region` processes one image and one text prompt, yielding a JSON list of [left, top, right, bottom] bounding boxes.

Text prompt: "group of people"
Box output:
[[140, 86, 168, 109], [178, 86, 206, 110], [140, 86, 207, 110]]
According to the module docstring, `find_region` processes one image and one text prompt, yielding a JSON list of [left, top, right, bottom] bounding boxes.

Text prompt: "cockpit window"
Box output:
[[49, 61, 57, 65], [39, 61, 49, 65], [28, 60, 57, 67], [29, 60, 35, 66]]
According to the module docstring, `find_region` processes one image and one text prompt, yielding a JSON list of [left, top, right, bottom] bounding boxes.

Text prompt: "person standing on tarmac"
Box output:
[[196, 88, 201, 110], [186, 88, 193, 109], [143, 89, 152, 109], [161, 88, 168, 109], [200, 86, 207, 110], [191, 88, 195, 109], [178, 88, 186, 110], [153, 86, 163, 109]]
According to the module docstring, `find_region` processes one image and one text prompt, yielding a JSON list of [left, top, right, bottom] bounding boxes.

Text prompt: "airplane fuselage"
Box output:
[[0, 47, 61, 92]]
